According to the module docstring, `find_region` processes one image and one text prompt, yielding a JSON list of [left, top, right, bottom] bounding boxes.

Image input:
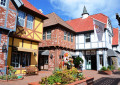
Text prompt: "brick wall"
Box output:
[[0, 32, 8, 71], [39, 26, 75, 50]]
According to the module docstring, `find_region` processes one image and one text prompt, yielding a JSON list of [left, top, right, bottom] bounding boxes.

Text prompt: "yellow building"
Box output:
[[7, 0, 48, 74]]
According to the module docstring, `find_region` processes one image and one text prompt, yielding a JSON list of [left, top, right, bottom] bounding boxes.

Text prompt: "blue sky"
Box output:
[[28, 0, 120, 28]]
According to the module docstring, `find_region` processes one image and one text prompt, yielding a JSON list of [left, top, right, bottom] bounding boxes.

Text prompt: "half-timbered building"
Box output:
[[66, 6, 115, 70], [39, 12, 76, 71], [7, 0, 48, 74]]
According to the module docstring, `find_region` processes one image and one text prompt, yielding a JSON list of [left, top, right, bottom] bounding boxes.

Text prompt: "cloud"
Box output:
[[49, 0, 120, 27]]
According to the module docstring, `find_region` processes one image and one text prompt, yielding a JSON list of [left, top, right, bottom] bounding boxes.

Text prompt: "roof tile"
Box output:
[[112, 28, 119, 45]]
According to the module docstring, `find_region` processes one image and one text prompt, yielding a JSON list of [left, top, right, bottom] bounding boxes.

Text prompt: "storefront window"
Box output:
[[11, 52, 31, 68]]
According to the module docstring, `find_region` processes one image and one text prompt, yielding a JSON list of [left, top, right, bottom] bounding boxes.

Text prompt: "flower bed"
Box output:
[[0, 75, 24, 82], [28, 77, 94, 85], [98, 66, 112, 75], [28, 67, 94, 85]]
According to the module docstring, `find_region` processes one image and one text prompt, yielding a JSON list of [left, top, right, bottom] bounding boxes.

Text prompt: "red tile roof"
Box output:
[[21, 0, 47, 18], [66, 13, 108, 32], [112, 28, 119, 45]]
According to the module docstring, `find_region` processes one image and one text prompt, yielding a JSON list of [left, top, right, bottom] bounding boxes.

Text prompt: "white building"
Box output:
[[66, 6, 117, 70]]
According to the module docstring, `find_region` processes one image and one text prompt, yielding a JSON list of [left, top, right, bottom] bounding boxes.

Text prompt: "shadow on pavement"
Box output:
[[94, 77, 120, 85]]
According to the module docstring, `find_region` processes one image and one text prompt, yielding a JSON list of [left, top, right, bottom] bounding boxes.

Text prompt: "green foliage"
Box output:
[[39, 67, 84, 84], [100, 66, 107, 71], [107, 65, 115, 71], [73, 57, 83, 67], [0, 75, 18, 80], [8, 66, 16, 75], [118, 67, 120, 71]]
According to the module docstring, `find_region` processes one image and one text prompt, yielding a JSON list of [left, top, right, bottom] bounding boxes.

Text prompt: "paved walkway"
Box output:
[[0, 71, 53, 85], [0, 70, 120, 85], [83, 70, 120, 85]]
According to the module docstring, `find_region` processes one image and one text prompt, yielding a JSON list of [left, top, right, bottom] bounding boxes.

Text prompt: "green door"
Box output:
[[86, 56, 91, 70]]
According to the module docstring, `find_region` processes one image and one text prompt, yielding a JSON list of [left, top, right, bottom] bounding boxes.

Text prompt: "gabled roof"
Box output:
[[66, 13, 108, 32], [21, 0, 48, 19], [43, 12, 75, 32], [112, 28, 119, 45]]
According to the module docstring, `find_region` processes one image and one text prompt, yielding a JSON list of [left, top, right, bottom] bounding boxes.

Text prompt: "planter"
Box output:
[[98, 71, 112, 75], [28, 77, 94, 85]]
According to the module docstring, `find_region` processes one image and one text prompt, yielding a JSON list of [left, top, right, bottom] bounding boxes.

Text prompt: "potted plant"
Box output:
[[99, 66, 112, 75]]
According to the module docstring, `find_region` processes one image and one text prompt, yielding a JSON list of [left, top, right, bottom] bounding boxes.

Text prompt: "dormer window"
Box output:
[[27, 14, 34, 29], [0, 0, 6, 7]]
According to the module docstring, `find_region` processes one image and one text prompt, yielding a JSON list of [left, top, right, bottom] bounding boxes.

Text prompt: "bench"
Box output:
[[25, 66, 39, 76]]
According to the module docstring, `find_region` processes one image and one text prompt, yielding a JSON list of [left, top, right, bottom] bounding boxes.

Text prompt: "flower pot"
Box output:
[[98, 71, 112, 75]]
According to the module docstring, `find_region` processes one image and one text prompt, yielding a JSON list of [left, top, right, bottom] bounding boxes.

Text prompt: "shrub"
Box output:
[[118, 68, 120, 71], [107, 65, 115, 71], [100, 66, 107, 71], [73, 57, 83, 67], [0, 75, 18, 80]]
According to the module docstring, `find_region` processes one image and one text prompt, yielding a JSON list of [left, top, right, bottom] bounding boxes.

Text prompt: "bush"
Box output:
[[0, 75, 18, 80], [39, 67, 84, 84], [100, 66, 107, 71], [73, 57, 83, 67], [107, 65, 115, 71], [118, 68, 120, 71]]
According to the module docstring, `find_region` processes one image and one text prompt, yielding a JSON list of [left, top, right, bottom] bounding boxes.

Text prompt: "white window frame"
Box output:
[[27, 14, 34, 29], [17, 11, 26, 27], [68, 32, 70, 41], [47, 30, 51, 39], [64, 31, 67, 40], [0, 0, 7, 7]]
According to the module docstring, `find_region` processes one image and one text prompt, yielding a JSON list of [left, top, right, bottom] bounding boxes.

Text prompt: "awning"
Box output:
[[60, 50, 78, 57], [107, 49, 117, 57], [40, 50, 49, 56]]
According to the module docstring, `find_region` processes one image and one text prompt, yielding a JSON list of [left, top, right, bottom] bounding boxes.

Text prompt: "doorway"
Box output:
[[38, 56, 48, 70], [86, 55, 97, 70], [86, 56, 91, 70]]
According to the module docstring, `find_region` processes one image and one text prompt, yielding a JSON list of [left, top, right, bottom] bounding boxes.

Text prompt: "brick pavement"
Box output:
[[0, 70, 120, 85]]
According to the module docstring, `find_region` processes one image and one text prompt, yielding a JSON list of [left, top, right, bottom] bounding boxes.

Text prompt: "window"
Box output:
[[64, 31, 67, 40], [17, 11, 25, 27], [11, 52, 31, 68], [0, 0, 6, 7], [68, 32, 70, 41], [100, 55, 103, 66], [27, 14, 34, 29], [47, 30, 51, 39], [109, 34, 111, 44], [85, 34, 90, 42], [43, 31, 46, 40], [71, 34, 73, 42], [44, 56, 48, 64]]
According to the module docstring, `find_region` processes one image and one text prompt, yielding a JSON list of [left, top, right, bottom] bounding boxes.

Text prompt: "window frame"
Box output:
[[0, 0, 7, 7], [68, 32, 70, 41], [43, 31, 46, 40], [71, 34, 73, 42], [17, 11, 26, 27], [85, 34, 91, 43], [64, 31, 67, 40], [26, 14, 34, 29], [47, 29, 51, 39]]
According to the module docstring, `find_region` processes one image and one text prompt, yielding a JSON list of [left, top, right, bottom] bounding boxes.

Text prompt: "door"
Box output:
[[39, 56, 48, 70], [86, 56, 91, 70]]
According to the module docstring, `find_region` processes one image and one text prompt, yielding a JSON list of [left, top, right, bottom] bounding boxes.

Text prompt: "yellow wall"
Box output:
[[14, 17, 43, 42], [8, 37, 39, 74]]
